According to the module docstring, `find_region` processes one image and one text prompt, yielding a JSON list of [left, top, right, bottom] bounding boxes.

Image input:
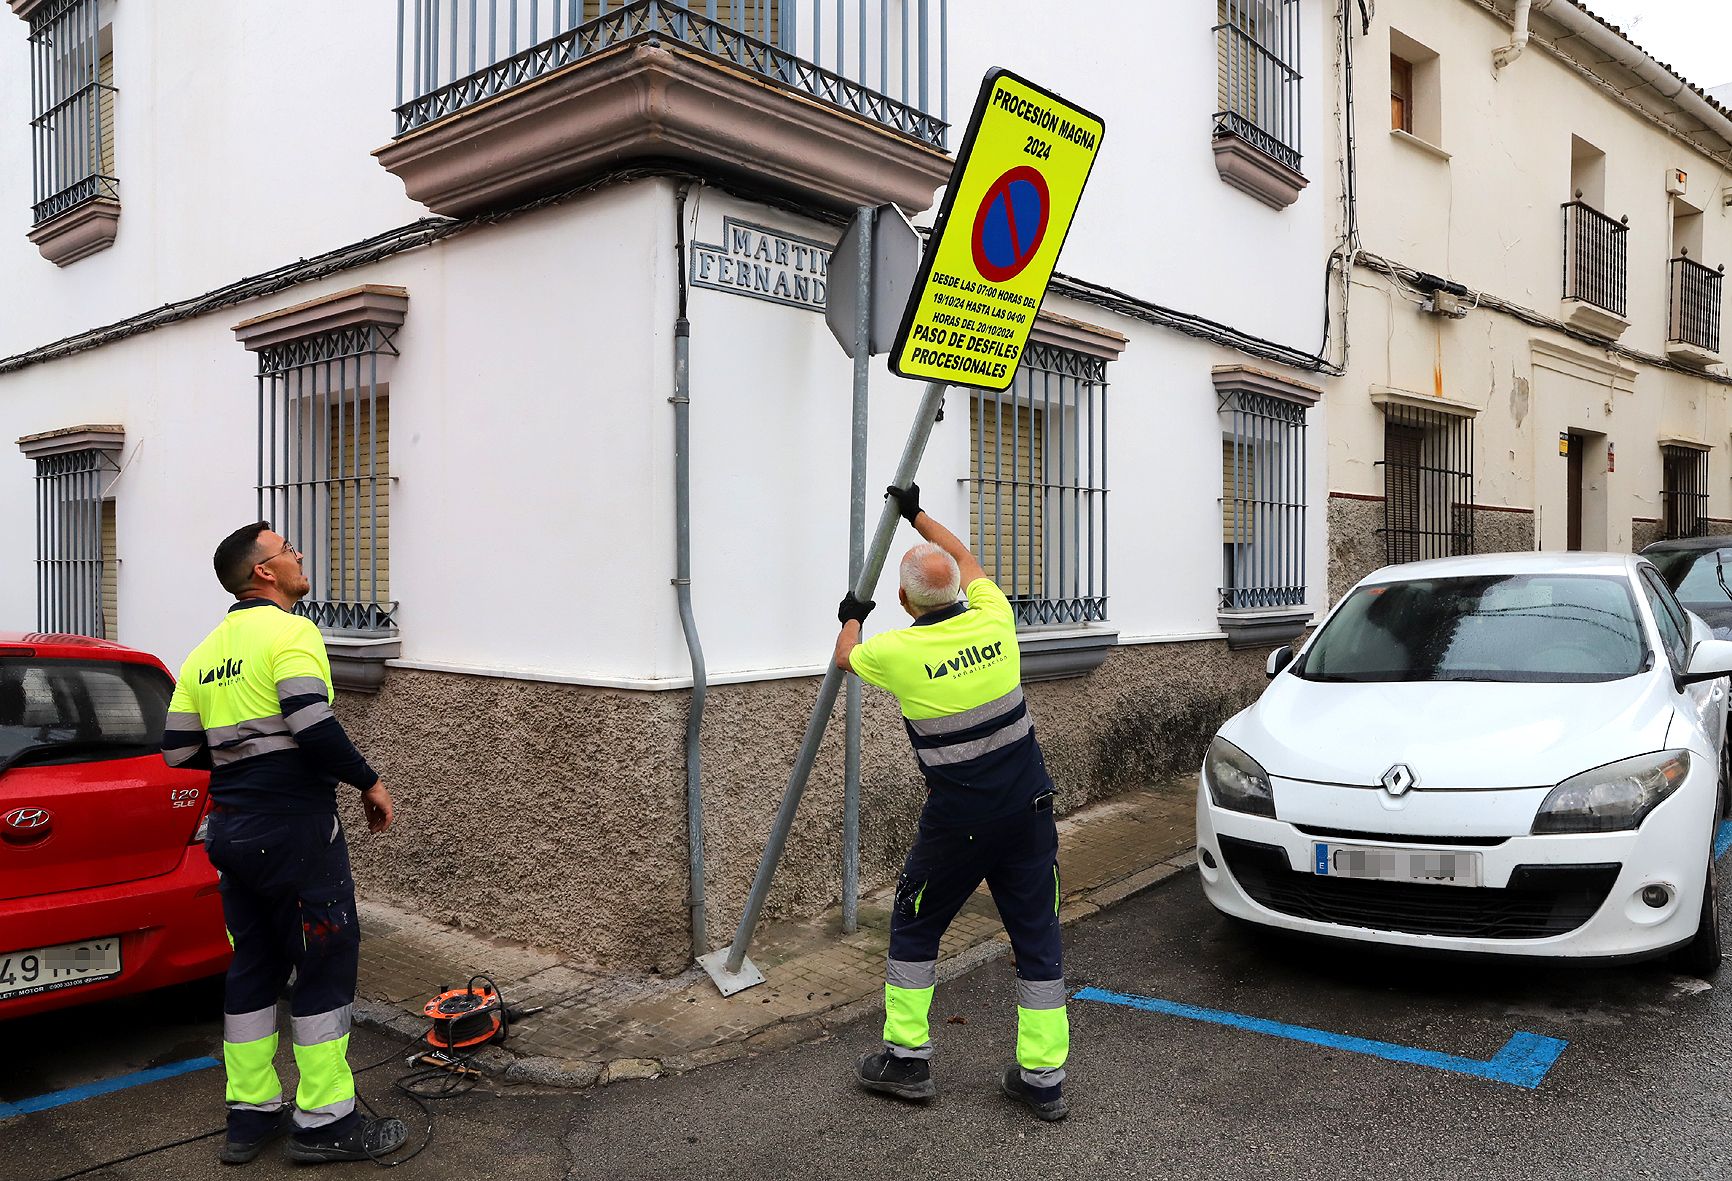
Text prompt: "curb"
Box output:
[[351, 849, 1200, 1093]]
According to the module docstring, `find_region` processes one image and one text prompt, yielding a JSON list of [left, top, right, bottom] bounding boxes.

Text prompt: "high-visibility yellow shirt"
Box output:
[[162, 599, 376, 813], [851, 579, 1053, 825]]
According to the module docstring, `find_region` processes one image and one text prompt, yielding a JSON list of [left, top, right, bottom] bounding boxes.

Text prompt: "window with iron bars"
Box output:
[[1379, 407, 1474, 564], [1213, 0, 1302, 174], [1661, 444, 1710, 540], [254, 328, 396, 634], [1220, 390, 1308, 610], [27, 0, 117, 226], [30, 449, 118, 639], [968, 343, 1108, 628]]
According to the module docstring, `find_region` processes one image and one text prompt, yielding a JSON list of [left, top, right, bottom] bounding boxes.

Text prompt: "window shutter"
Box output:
[[970, 394, 1044, 599], [585, 0, 777, 41], [1222, 439, 1258, 545], [1384, 422, 1424, 564], [327, 395, 389, 604], [1216, 0, 1259, 122], [100, 499, 116, 640], [98, 52, 114, 178]]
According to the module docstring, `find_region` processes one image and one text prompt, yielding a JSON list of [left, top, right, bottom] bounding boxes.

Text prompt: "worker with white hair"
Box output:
[[834, 483, 1069, 1122]]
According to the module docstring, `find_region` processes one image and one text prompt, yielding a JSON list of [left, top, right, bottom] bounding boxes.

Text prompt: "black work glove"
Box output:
[[838, 593, 875, 625], [886, 483, 922, 524]]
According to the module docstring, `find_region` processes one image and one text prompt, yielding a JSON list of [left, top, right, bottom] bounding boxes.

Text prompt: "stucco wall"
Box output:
[[339, 637, 1271, 972], [1327, 494, 1537, 605], [1326, 495, 1387, 605]]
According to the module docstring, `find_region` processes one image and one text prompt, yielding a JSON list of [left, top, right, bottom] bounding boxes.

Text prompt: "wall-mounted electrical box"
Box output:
[[1666, 167, 1688, 196]]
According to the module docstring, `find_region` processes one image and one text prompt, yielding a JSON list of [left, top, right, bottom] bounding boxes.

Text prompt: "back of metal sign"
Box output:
[[825, 204, 923, 359]]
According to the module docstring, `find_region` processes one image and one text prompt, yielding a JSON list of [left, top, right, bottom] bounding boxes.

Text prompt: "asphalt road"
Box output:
[[6, 864, 1732, 1180]]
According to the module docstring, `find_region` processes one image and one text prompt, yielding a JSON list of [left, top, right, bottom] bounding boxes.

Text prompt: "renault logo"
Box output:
[[1381, 765, 1417, 797], [2, 807, 53, 846]]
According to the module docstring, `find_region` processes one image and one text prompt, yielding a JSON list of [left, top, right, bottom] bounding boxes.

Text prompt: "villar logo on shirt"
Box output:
[[199, 657, 245, 685], [924, 642, 1005, 680]]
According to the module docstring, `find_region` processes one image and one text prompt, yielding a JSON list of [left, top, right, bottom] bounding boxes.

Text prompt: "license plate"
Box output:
[[1313, 842, 1482, 888], [0, 938, 122, 1001]]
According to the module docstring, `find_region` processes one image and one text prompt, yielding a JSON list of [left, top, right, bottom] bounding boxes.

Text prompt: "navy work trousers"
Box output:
[[206, 809, 361, 1135], [883, 800, 1069, 1087]]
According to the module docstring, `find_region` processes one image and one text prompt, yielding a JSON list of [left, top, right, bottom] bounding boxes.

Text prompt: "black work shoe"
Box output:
[[999, 1066, 1069, 1121], [219, 1108, 292, 1164], [856, 1050, 937, 1101], [283, 1114, 409, 1164]]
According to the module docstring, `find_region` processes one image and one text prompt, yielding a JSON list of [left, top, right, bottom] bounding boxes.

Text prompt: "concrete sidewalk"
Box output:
[[354, 780, 1197, 1088]]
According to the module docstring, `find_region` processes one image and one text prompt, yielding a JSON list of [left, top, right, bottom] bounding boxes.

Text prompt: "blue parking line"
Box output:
[[0, 1056, 220, 1120], [1074, 987, 1567, 1089], [1715, 820, 1732, 861]]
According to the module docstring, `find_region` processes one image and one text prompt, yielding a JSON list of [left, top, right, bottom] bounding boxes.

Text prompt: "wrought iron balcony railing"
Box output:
[[1212, 0, 1302, 174], [393, 0, 947, 148], [1561, 200, 1628, 319], [1668, 255, 1724, 355]]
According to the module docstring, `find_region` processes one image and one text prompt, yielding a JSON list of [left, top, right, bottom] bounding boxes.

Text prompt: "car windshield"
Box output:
[[1296, 573, 1647, 683], [0, 658, 171, 768], [1647, 547, 1732, 606]]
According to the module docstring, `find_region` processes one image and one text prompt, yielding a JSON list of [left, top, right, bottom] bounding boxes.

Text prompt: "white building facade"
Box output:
[[1327, 0, 1732, 599], [0, 0, 1339, 970]]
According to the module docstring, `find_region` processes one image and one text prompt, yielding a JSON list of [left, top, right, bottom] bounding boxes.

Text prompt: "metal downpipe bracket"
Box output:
[[703, 378, 950, 995]]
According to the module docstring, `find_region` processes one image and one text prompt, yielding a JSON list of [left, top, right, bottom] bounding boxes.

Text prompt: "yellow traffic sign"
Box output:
[[891, 69, 1104, 391]]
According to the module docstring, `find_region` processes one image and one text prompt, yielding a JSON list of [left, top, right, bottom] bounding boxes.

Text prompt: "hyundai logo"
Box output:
[[2, 807, 52, 845], [1381, 765, 1417, 797]]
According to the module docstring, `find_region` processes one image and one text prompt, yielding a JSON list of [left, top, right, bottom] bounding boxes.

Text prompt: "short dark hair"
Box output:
[[214, 521, 271, 596]]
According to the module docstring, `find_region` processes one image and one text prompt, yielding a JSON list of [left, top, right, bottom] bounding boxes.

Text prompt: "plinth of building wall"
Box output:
[[340, 642, 1266, 981], [351, 781, 1199, 1085]]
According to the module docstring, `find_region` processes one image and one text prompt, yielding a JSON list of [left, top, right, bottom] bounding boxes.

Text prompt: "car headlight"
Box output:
[[1204, 737, 1275, 818], [1531, 750, 1691, 834]]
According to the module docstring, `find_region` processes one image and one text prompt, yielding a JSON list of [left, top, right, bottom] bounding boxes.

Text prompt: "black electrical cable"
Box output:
[[41, 976, 519, 1180]]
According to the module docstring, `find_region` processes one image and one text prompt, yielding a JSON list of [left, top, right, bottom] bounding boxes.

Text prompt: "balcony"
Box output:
[[1667, 255, 1724, 369], [1210, 0, 1306, 210], [1560, 200, 1629, 340], [375, 0, 953, 218]]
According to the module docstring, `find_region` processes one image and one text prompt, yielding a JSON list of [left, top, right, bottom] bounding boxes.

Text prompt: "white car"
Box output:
[[1198, 552, 1732, 977]]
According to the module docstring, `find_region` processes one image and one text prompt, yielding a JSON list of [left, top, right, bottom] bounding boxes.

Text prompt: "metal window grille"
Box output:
[[1661, 444, 1710, 540], [27, 0, 117, 226], [254, 327, 397, 634], [1213, 0, 1302, 174], [1378, 407, 1473, 564], [968, 343, 1108, 628], [1562, 201, 1628, 319], [1668, 256, 1724, 354], [393, 0, 947, 147], [33, 449, 117, 638], [1219, 390, 1308, 610]]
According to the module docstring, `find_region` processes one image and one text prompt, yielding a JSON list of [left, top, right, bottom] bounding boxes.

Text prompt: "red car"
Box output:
[[0, 632, 229, 1020]]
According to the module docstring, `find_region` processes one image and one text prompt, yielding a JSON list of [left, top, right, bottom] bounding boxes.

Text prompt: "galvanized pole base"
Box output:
[[696, 946, 765, 997], [703, 378, 950, 995]]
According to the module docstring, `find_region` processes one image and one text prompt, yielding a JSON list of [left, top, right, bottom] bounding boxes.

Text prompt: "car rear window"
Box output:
[[1647, 547, 1732, 607], [1296, 574, 1647, 683], [0, 658, 173, 768]]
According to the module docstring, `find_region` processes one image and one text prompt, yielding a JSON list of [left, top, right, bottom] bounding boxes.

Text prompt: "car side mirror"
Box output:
[[1679, 638, 1732, 686], [1266, 645, 1295, 680]]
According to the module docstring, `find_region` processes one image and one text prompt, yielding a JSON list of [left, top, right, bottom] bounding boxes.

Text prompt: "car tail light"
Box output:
[[191, 809, 210, 845]]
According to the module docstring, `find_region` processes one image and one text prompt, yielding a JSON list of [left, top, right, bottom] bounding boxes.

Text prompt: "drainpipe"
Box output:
[[1492, 0, 1548, 71], [672, 181, 709, 961]]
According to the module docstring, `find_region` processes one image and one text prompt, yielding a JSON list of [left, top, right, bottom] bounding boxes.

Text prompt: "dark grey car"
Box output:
[[1643, 535, 1732, 638]]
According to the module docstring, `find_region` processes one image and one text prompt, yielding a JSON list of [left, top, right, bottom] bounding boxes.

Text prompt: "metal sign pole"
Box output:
[[702, 378, 949, 994], [842, 205, 874, 936]]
